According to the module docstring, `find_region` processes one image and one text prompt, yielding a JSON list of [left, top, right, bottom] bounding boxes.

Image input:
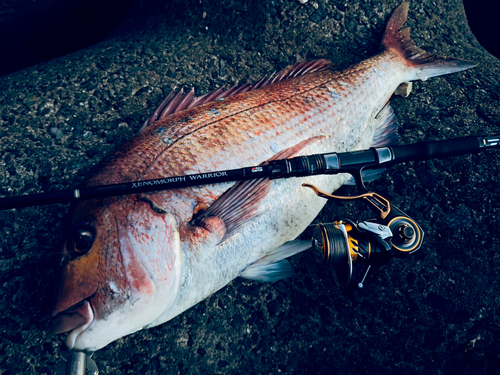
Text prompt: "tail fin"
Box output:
[[382, 2, 476, 81]]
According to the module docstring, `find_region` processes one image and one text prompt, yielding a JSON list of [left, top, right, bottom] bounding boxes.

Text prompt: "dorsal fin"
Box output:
[[140, 59, 331, 131]]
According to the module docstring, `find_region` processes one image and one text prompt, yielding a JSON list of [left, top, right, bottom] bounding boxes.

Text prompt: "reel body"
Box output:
[[305, 184, 424, 288]]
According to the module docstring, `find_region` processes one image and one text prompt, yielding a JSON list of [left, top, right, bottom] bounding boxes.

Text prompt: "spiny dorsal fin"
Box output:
[[141, 59, 331, 131]]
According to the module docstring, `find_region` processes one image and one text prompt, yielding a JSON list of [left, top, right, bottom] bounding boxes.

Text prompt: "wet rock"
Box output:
[[266, 299, 280, 316], [442, 205, 472, 228], [82, 130, 93, 140], [273, 280, 291, 297], [424, 326, 445, 350], [416, 166, 439, 190], [333, 8, 343, 21], [345, 17, 358, 33], [49, 127, 64, 140], [219, 59, 227, 79], [310, 6, 327, 24], [392, 172, 407, 195], [394, 82, 413, 98], [422, 292, 456, 314], [218, 360, 229, 368], [238, 284, 261, 297], [446, 309, 471, 324], [104, 130, 115, 142], [231, 314, 245, 328]]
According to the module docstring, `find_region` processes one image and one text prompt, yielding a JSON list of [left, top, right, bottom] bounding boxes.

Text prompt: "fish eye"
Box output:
[[66, 226, 96, 256]]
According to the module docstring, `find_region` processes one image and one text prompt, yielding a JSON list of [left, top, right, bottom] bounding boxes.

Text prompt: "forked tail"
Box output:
[[382, 2, 475, 81]]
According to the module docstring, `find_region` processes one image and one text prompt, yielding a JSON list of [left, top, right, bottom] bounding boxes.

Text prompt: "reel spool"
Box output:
[[312, 222, 354, 287], [311, 219, 392, 288]]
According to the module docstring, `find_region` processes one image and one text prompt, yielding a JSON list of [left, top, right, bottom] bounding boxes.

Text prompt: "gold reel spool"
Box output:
[[312, 222, 357, 288]]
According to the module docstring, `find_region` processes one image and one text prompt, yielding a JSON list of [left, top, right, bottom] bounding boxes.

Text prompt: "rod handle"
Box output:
[[388, 136, 482, 164]]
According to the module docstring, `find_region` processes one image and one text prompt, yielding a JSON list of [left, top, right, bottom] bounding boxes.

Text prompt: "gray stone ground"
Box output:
[[0, 0, 499, 374]]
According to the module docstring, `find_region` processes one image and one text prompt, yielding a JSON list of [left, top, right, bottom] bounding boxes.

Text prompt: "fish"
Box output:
[[49, 2, 474, 351]]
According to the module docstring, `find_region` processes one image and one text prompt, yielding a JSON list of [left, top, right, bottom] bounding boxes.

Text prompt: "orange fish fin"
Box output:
[[267, 135, 327, 161], [191, 136, 326, 242], [382, 2, 475, 81], [141, 60, 331, 131], [191, 177, 270, 242]]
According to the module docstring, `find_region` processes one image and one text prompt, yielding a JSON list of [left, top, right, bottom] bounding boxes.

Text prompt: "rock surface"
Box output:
[[0, 0, 499, 374]]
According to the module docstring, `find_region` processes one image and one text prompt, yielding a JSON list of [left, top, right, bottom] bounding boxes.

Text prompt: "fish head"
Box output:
[[50, 195, 182, 351]]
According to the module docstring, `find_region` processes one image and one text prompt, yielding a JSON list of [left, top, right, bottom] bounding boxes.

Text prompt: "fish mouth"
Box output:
[[48, 299, 95, 349]]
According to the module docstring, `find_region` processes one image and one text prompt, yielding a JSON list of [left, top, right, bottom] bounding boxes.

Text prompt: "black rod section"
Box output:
[[1, 135, 498, 210], [387, 136, 482, 165]]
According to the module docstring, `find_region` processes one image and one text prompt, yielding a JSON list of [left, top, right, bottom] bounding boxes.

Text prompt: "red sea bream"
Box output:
[[49, 3, 474, 351]]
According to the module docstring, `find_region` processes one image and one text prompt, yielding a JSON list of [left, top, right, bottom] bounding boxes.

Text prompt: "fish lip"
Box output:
[[48, 299, 95, 349]]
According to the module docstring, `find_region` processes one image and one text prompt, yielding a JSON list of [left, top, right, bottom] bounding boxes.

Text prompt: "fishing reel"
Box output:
[[304, 184, 424, 288]]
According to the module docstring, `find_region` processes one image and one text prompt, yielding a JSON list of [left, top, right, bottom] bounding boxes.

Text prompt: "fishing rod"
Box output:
[[1, 135, 498, 211]]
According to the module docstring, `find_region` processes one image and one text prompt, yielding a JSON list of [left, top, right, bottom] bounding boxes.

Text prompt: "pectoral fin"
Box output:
[[191, 136, 326, 242]]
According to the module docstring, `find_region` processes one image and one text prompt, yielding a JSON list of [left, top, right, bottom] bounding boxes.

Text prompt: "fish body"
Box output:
[[50, 3, 474, 351]]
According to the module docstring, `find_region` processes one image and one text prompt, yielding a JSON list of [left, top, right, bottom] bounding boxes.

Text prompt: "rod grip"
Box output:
[[337, 149, 377, 169], [389, 136, 481, 164]]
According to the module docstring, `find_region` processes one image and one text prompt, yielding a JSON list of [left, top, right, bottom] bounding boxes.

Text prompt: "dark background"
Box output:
[[0, 0, 135, 76], [0, 0, 498, 77], [462, 0, 499, 59]]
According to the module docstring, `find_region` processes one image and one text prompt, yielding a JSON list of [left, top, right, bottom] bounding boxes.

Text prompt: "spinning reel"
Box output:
[[304, 183, 424, 288]]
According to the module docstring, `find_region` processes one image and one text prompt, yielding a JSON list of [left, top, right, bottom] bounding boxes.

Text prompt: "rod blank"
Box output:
[[1, 135, 498, 210]]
